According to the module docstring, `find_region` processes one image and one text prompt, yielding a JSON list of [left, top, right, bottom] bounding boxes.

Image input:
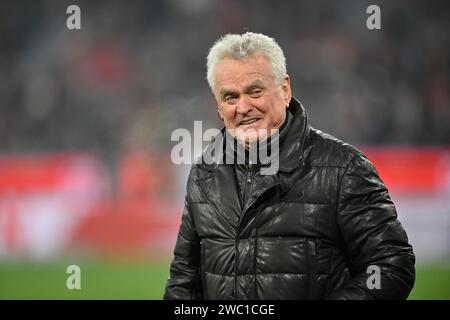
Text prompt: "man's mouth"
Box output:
[[240, 118, 260, 125]]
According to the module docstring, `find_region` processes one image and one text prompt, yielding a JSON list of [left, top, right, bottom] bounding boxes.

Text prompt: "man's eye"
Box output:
[[224, 96, 238, 103], [250, 89, 263, 97]]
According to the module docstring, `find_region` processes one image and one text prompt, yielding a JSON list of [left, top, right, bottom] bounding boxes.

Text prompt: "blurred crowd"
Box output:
[[0, 0, 448, 174]]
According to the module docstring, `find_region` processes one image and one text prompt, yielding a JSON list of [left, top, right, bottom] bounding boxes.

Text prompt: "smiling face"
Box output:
[[214, 53, 291, 144]]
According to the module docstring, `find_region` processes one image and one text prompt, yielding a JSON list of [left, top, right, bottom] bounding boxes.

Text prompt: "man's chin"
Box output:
[[235, 134, 270, 149], [234, 128, 269, 143]]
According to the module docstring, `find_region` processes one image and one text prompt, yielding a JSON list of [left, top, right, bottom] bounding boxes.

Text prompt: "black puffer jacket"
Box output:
[[164, 98, 415, 300]]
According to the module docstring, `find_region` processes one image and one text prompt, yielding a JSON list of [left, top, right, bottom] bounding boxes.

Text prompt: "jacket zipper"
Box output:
[[234, 161, 255, 299], [240, 161, 254, 210]]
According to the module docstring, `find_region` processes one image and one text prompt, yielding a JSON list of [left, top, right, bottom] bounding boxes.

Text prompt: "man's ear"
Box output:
[[217, 106, 224, 121], [282, 75, 292, 107]]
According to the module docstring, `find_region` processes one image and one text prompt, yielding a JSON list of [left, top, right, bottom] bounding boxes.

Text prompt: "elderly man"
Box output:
[[164, 32, 415, 300]]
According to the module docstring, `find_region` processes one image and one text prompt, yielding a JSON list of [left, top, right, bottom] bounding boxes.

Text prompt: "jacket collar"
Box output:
[[277, 97, 310, 173]]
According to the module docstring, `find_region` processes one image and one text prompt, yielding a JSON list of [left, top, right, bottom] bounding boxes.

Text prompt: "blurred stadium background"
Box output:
[[0, 0, 449, 299]]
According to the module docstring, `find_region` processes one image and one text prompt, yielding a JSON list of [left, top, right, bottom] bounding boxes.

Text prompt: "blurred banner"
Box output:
[[364, 148, 450, 262], [0, 151, 180, 260], [0, 148, 449, 262]]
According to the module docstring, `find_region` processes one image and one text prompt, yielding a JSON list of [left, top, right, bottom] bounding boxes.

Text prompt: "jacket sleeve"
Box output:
[[163, 195, 203, 299], [327, 154, 415, 300]]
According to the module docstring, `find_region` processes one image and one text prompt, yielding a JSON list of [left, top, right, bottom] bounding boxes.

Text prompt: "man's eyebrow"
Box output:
[[219, 88, 238, 99], [244, 80, 266, 92]]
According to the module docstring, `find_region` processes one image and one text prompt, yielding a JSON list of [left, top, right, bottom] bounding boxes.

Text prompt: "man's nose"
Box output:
[[236, 96, 253, 114]]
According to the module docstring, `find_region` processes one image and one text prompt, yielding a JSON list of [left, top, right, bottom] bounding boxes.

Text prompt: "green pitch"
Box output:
[[0, 261, 449, 299], [0, 259, 170, 299]]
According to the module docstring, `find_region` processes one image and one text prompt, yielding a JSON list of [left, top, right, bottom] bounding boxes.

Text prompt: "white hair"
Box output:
[[206, 32, 287, 91]]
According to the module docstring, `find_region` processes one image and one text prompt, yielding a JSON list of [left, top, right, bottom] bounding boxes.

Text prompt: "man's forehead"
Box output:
[[215, 67, 270, 89], [214, 54, 275, 93]]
